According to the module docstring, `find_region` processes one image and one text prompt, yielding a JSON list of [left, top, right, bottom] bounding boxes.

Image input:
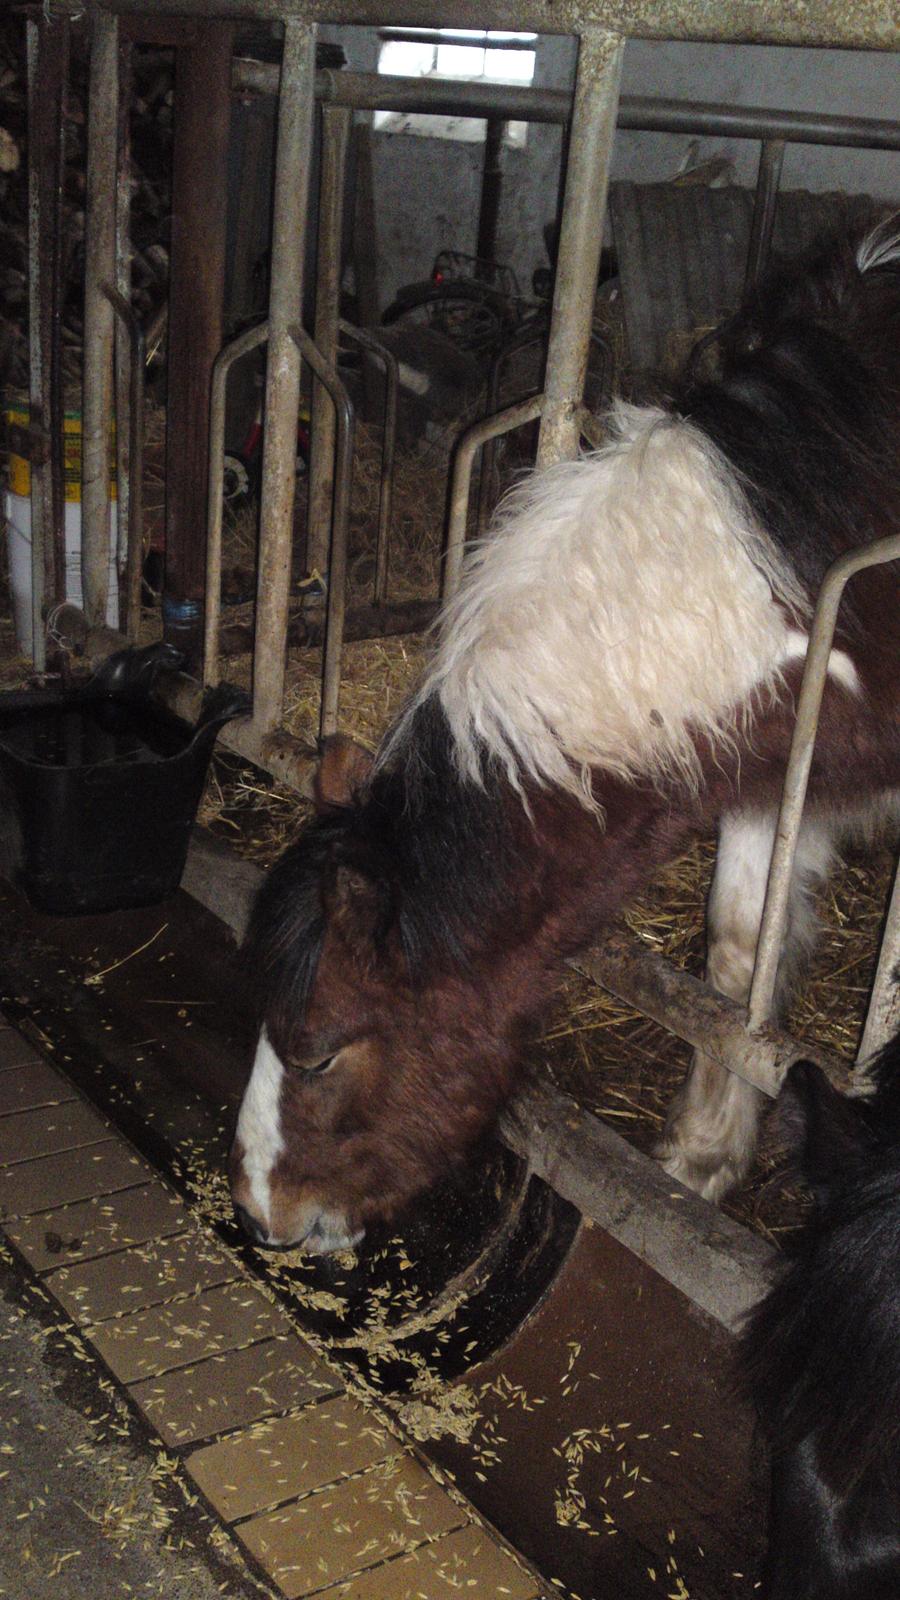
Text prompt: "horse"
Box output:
[[741, 1032, 900, 1598], [230, 214, 900, 1255]]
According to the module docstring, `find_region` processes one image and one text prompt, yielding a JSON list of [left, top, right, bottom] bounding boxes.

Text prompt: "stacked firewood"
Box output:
[[0, 15, 173, 399]]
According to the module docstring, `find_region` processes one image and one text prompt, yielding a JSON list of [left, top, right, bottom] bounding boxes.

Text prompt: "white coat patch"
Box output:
[[391, 402, 811, 808], [235, 1027, 285, 1228]]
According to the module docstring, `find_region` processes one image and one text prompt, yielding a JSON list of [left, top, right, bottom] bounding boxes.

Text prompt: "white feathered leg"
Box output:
[[658, 808, 834, 1202]]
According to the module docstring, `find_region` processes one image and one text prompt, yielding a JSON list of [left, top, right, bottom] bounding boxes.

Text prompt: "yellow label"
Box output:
[[4, 406, 117, 501]]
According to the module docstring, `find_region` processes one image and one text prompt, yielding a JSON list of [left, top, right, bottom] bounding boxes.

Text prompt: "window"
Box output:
[[374, 29, 537, 146]]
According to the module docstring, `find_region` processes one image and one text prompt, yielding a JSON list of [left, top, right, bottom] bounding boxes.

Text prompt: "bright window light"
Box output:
[[374, 29, 537, 145]]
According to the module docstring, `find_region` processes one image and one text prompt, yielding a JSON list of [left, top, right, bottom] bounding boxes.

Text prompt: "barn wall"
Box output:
[[316, 26, 898, 310]]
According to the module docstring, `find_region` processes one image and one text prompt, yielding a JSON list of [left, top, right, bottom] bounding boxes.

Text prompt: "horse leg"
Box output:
[[657, 808, 833, 1202]]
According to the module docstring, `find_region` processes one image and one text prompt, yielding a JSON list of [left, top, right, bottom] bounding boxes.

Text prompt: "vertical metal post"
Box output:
[[536, 29, 623, 470], [745, 138, 785, 291], [857, 855, 900, 1072], [164, 21, 234, 669], [101, 287, 145, 644], [748, 535, 900, 1031], [26, 10, 69, 668], [82, 9, 119, 630], [253, 19, 317, 735], [204, 321, 270, 689], [114, 38, 133, 617], [476, 116, 505, 266], [307, 103, 352, 582]]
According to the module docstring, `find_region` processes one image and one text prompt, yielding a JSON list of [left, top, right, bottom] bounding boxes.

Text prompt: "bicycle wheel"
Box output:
[[382, 281, 505, 357]]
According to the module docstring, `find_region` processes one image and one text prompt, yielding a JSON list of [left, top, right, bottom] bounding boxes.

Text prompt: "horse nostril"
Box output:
[[234, 1203, 268, 1245]]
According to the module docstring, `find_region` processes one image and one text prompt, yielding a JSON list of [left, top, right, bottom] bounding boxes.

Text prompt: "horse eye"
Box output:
[[302, 1054, 336, 1077]]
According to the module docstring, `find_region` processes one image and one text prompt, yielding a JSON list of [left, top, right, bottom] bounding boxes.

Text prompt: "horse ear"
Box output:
[[779, 1059, 871, 1194], [313, 735, 374, 812], [328, 862, 389, 955]]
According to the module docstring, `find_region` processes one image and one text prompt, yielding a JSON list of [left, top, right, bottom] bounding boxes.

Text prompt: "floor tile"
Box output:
[[130, 1335, 342, 1447], [0, 1100, 112, 1166], [4, 1180, 188, 1270], [186, 1393, 394, 1521], [0, 1140, 153, 1220], [315, 1523, 542, 1600], [0, 1060, 77, 1116], [84, 1277, 295, 1383], [0, 1031, 42, 1071], [44, 1227, 238, 1324], [236, 1455, 467, 1598]]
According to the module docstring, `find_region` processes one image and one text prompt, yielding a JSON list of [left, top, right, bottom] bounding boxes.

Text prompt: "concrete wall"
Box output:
[[318, 27, 898, 310]]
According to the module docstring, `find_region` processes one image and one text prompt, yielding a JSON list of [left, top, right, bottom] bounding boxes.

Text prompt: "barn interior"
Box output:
[[0, 5, 898, 1598]]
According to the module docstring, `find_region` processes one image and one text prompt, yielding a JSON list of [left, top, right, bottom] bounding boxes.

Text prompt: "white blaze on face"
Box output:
[[235, 1027, 285, 1231]]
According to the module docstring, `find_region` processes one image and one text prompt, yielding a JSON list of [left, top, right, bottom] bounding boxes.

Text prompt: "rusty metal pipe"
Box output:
[[100, 284, 144, 641], [745, 138, 786, 290], [308, 103, 353, 583], [253, 19, 316, 736], [748, 534, 900, 1031], [536, 30, 623, 470], [287, 323, 355, 739], [857, 854, 900, 1072], [444, 394, 545, 602], [204, 321, 270, 688], [231, 64, 900, 149], [82, 9, 119, 630], [338, 321, 399, 606], [101, 0, 897, 51]]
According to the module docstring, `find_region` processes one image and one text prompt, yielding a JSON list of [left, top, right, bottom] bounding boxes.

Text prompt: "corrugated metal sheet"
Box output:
[[609, 183, 878, 371]]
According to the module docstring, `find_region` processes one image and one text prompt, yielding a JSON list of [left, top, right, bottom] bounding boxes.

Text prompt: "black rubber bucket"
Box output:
[[0, 644, 250, 915]]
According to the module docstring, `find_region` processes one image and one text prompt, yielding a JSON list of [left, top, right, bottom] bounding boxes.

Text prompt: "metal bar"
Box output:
[[113, 37, 133, 614], [233, 62, 900, 149], [308, 103, 353, 583], [82, 8, 119, 631], [476, 116, 505, 267], [444, 394, 545, 601], [745, 138, 785, 290], [252, 19, 316, 735], [338, 321, 399, 606], [748, 534, 900, 1031], [25, 14, 69, 669], [164, 21, 234, 669], [287, 323, 355, 740], [856, 853, 900, 1071], [100, 285, 145, 642], [536, 30, 623, 469], [204, 321, 270, 688], [105, 0, 897, 53]]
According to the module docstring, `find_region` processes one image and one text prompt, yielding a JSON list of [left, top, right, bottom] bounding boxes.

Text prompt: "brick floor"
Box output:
[[0, 1019, 544, 1600]]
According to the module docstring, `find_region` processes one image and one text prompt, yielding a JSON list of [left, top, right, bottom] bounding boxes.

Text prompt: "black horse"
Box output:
[[742, 1028, 900, 1598]]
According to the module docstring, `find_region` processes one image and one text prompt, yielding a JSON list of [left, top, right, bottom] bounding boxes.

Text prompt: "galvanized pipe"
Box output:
[[745, 137, 786, 290], [252, 18, 316, 735], [100, 284, 144, 641], [113, 37, 132, 606], [95, 0, 899, 51], [82, 9, 119, 630], [287, 323, 355, 739], [444, 393, 545, 601], [204, 321, 270, 688], [25, 17, 48, 669], [536, 30, 623, 469], [232, 62, 900, 150], [748, 534, 900, 1031], [308, 103, 353, 583], [856, 854, 900, 1072], [338, 321, 399, 605]]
